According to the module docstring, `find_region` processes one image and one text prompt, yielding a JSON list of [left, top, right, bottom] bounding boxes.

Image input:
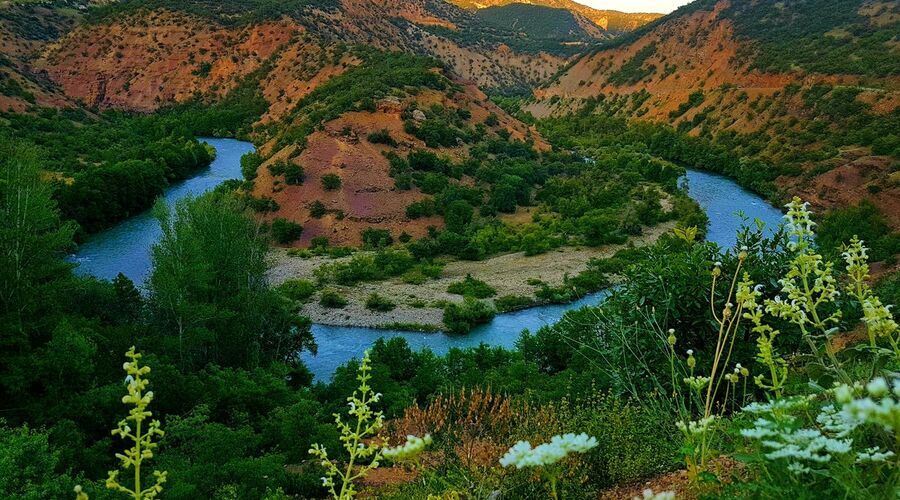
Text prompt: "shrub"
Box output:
[[309, 200, 327, 218], [447, 275, 496, 298], [270, 218, 303, 244], [319, 289, 348, 308], [361, 228, 393, 250], [283, 164, 305, 185], [494, 294, 533, 312], [321, 174, 342, 191], [365, 293, 396, 312], [240, 152, 262, 181], [277, 279, 317, 302], [367, 129, 397, 146], [443, 297, 495, 334]]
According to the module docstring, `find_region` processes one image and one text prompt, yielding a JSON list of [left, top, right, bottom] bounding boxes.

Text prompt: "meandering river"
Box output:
[[73, 138, 784, 380]]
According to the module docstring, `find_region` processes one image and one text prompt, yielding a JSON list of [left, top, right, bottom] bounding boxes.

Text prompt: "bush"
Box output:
[[447, 275, 497, 298], [276, 279, 317, 302], [443, 297, 495, 334], [494, 294, 533, 312], [283, 164, 305, 185], [270, 218, 303, 244], [361, 228, 393, 250], [365, 293, 396, 312], [240, 152, 262, 181], [319, 289, 348, 308], [367, 129, 397, 146], [321, 174, 342, 191], [309, 200, 327, 218]]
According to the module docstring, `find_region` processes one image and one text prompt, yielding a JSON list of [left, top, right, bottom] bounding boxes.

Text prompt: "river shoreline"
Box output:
[[267, 221, 676, 330]]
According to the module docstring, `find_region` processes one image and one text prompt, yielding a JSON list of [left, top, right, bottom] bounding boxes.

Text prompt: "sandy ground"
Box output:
[[267, 221, 676, 329]]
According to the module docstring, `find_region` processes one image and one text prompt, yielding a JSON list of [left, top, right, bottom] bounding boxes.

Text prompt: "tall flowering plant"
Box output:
[[309, 351, 387, 499], [107, 347, 167, 500]]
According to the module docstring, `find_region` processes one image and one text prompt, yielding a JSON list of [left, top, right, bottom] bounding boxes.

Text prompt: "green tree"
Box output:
[[148, 193, 314, 370], [0, 141, 77, 411]]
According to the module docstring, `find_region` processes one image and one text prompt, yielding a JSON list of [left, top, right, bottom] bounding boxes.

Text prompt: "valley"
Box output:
[[1, 0, 899, 499]]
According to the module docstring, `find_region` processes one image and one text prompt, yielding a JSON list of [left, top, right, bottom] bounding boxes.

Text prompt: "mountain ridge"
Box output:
[[449, 0, 663, 33]]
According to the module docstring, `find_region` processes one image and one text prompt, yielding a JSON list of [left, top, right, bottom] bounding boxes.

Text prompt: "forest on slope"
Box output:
[[528, 0, 899, 237], [1, 0, 900, 499]]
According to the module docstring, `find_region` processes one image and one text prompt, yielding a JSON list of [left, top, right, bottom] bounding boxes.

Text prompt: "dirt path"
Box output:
[[267, 221, 676, 329]]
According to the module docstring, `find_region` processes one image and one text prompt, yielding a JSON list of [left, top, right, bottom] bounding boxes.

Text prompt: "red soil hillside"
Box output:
[[36, 11, 300, 112], [254, 81, 546, 248], [528, 0, 900, 226], [0, 4, 76, 111], [33, 0, 569, 112]]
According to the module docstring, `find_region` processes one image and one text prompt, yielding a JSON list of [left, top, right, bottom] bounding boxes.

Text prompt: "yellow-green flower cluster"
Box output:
[[683, 375, 711, 392], [383, 434, 432, 462], [676, 416, 716, 437], [106, 347, 167, 500], [309, 350, 386, 499], [738, 273, 788, 397]]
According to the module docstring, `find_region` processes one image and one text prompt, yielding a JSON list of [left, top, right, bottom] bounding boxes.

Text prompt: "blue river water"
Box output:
[[73, 139, 785, 380]]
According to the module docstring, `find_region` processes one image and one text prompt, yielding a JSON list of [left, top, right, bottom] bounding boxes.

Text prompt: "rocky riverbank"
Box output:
[[267, 221, 676, 330]]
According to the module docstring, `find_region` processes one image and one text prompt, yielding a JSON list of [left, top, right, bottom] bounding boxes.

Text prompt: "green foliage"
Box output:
[[365, 293, 396, 312], [366, 129, 396, 147], [668, 90, 705, 119], [88, 0, 340, 26], [494, 294, 534, 312], [361, 229, 393, 250], [0, 423, 77, 499], [276, 279, 318, 303], [723, 0, 900, 76], [316, 250, 417, 286], [475, 3, 598, 41], [149, 193, 314, 370], [270, 218, 303, 244], [240, 152, 263, 181], [447, 275, 497, 299], [817, 201, 899, 263], [321, 174, 342, 191], [607, 42, 657, 85], [309, 200, 327, 218], [0, 108, 214, 233], [443, 297, 496, 334], [276, 50, 448, 150], [319, 289, 348, 309]]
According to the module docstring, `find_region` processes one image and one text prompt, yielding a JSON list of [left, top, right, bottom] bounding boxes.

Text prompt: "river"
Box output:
[[73, 138, 785, 380]]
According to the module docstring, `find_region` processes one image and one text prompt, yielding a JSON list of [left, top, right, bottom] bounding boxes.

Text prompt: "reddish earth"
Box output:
[[781, 151, 900, 230], [31, 1, 567, 112], [254, 81, 545, 247], [528, 0, 899, 230], [36, 11, 298, 112]]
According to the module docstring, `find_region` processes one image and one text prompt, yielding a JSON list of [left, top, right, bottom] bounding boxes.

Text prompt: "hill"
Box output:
[[34, 0, 574, 98], [474, 3, 608, 41], [450, 0, 662, 33], [528, 0, 900, 228]]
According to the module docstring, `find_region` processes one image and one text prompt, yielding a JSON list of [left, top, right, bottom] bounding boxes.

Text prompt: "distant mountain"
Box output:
[[529, 0, 900, 228], [474, 3, 609, 41], [449, 0, 663, 33]]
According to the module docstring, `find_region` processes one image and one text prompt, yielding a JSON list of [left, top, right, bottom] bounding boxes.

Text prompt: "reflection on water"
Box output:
[[74, 139, 785, 380], [71, 138, 254, 285]]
